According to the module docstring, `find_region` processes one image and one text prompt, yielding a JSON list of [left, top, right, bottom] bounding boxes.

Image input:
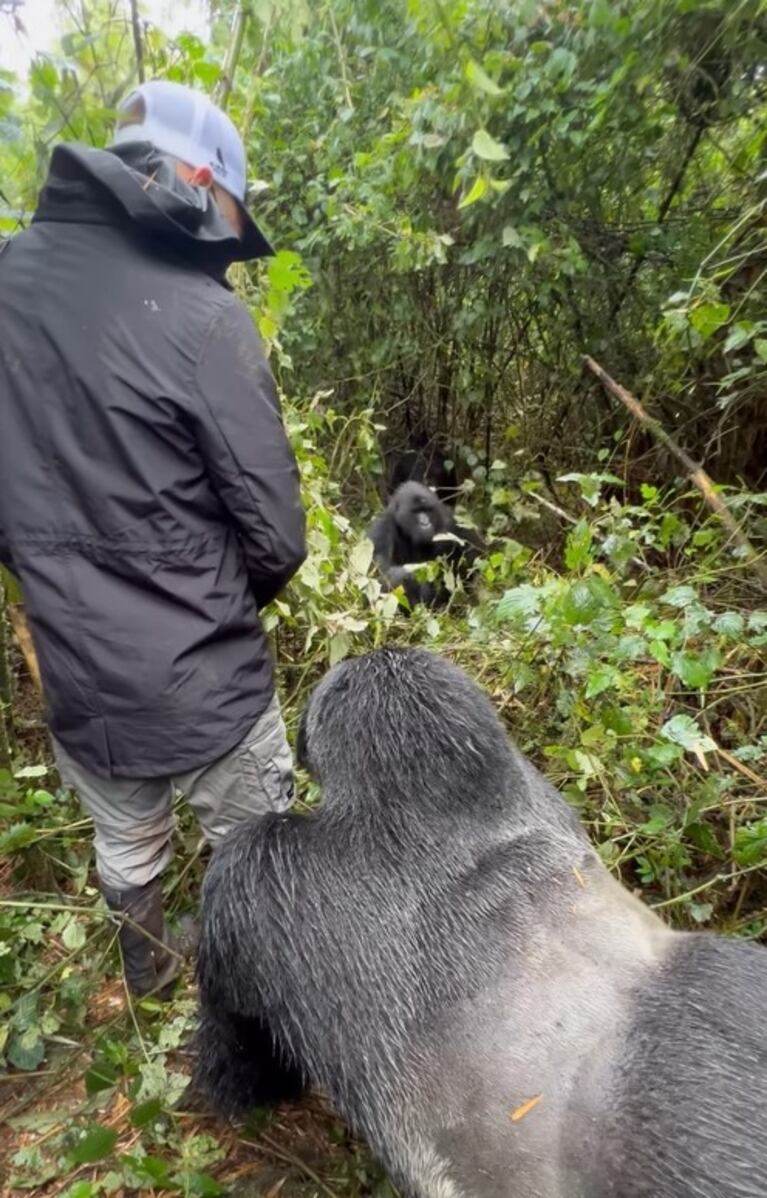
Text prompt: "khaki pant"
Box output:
[[53, 696, 293, 891]]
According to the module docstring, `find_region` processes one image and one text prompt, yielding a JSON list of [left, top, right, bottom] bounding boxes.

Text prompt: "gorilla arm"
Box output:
[[367, 512, 430, 603], [194, 814, 305, 1113]]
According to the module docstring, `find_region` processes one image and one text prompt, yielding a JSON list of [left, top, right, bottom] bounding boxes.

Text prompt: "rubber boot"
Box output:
[[102, 876, 192, 999]]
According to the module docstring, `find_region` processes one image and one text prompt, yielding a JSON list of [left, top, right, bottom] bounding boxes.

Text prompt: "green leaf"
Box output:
[[690, 301, 730, 340], [120, 1153, 174, 1187], [564, 520, 593, 570], [754, 338, 767, 363], [131, 1097, 164, 1128], [471, 129, 509, 162], [648, 639, 671, 667], [465, 58, 504, 96], [734, 818, 767, 867], [328, 631, 351, 667], [585, 666, 619, 698], [192, 61, 221, 87], [60, 1184, 96, 1198], [495, 585, 541, 623], [186, 1174, 226, 1198], [85, 1058, 120, 1095], [723, 322, 757, 353], [661, 585, 699, 608], [7, 1027, 45, 1071], [458, 175, 488, 209], [68, 1125, 118, 1166], [670, 648, 721, 690], [349, 539, 374, 576], [61, 918, 86, 951], [502, 225, 524, 248], [562, 581, 600, 625], [712, 611, 744, 639], [660, 715, 716, 755]]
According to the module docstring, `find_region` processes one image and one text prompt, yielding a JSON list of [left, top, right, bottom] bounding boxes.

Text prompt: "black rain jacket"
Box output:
[[0, 142, 306, 778]]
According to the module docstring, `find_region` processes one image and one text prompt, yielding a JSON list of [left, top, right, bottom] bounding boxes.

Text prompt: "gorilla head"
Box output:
[[389, 481, 451, 549], [297, 647, 512, 805], [196, 649, 767, 1198], [367, 483, 485, 608]]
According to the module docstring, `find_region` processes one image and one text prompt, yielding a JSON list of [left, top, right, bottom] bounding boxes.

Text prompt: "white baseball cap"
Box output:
[[112, 80, 273, 257]]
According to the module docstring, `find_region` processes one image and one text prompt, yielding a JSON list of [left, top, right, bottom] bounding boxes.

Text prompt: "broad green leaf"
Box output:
[[502, 225, 524, 248], [754, 338, 767, 363], [723, 322, 757, 353], [62, 918, 86, 951], [349, 538, 374, 576], [648, 639, 671, 667], [465, 58, 504, 96], [670, 648, 721, 690], [585, 666, 619, 698], [328, 631, 350, 666], [8, 1026, 45, 1071], [690, 302, 730, 340], [458, 175, 488, 209], [130, 1097, 164, 1128], [496, 585, 541, 623], [192, 61, 221, 87], [85, 1058, 120, 1095], [660, 585, 699, 608], [712, 611, 744, 639], [471, 129, 509, 162], [561, 581, 601, 625], [734, 818, 767, 866], [564, 520, 593, 570], [660, 715, 716, 754], [61, 1184, 96, 1198], [68, 1125, 118, 1166]]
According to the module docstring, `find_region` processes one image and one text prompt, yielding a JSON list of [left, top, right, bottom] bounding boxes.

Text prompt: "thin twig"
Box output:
[[583, 355, 767, 591], [240, 1135, 340, 1198]]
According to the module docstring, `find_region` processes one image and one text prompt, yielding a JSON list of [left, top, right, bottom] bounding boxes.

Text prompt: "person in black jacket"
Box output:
[[0, 81, 307, 997]]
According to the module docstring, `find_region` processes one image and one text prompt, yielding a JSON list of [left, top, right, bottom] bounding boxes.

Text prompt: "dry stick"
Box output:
[[8, 604, 42, 692], [216, 3, 250, 113], [128, 0, 145, 84], [583, 355, 767, 592]]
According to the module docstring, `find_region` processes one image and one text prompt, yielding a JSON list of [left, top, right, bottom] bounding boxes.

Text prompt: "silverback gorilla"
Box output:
[[195, 649, 767, 1198], [368, 481, 485, 607]]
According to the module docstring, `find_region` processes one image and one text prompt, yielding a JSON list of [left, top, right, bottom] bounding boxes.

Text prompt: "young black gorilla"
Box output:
[[367, 481, 485, 607], [195, 649, 767, 1198]]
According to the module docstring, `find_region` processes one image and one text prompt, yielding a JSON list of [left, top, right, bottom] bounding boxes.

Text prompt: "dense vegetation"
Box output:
[[0, 1, 765, 1194]]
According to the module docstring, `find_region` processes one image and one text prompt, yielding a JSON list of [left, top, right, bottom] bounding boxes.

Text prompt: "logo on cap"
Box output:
[[213, 146, 228, 179]]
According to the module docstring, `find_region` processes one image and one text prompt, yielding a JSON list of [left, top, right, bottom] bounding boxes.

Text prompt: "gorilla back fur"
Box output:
[[196, 648, 767, 1198]]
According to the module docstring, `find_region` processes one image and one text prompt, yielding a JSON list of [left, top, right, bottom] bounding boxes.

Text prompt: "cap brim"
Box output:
[[236, 198, 274, 260]]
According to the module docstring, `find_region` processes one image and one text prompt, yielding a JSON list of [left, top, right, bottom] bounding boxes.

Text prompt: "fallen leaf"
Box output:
[[510, 1094, 542, 1122]]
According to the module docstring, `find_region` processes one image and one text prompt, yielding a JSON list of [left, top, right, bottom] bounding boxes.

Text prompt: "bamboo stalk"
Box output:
[[128, 0, 145, 84], [216, 3, 250, 111], [583, 355, 767, 591]]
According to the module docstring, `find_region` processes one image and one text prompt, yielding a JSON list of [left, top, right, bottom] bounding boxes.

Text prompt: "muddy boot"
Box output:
[[102, 876, 190, 999]]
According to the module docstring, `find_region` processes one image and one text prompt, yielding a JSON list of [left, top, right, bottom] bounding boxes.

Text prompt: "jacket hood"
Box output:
[[32, 141, 274, 270]]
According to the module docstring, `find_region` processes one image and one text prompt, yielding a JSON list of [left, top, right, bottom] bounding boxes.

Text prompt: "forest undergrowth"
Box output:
[[1, 402, 765, 1196], [1, 0, 767, 1194]]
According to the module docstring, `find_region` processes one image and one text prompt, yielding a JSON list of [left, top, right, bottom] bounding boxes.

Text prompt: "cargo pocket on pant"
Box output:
[[236, 703, 295, 814]]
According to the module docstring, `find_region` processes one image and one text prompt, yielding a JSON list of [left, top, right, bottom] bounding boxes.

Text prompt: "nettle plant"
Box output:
[[482, 475, 767, 924]]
